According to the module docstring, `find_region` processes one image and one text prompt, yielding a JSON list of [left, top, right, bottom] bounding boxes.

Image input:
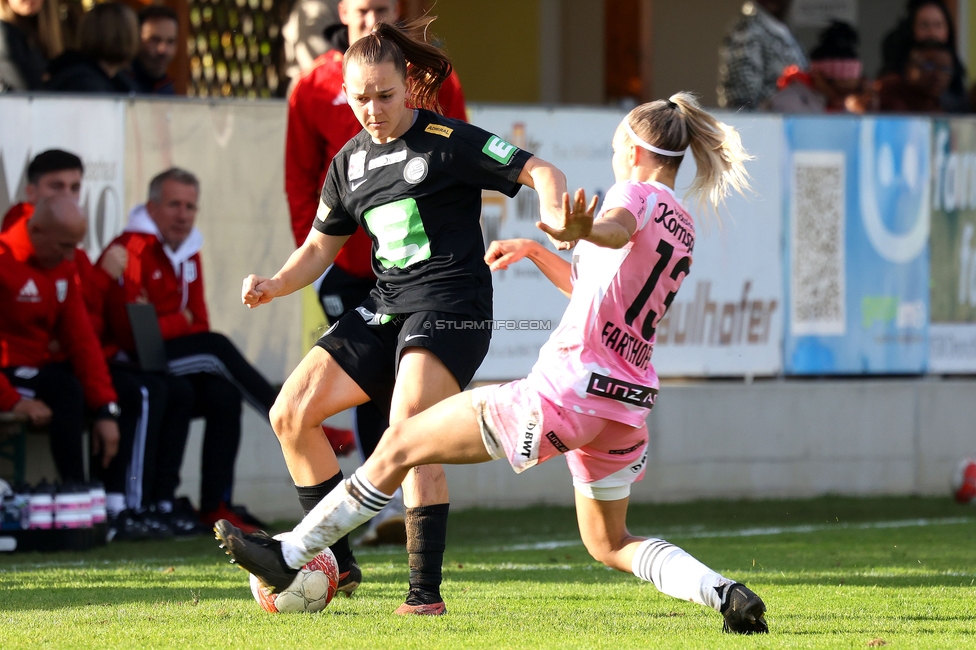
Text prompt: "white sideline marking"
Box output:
[[497, 517, 976, 552], [3, 517, 973, 570]]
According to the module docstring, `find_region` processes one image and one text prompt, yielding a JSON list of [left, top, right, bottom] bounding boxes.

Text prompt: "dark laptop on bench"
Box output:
[[126, 303, 168, 373]]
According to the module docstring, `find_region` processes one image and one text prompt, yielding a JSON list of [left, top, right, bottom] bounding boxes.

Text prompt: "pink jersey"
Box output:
[[527, 180, 695, 427]]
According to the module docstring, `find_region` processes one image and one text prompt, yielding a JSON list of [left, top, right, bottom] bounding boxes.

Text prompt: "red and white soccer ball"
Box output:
[[250, 547, 340, 613], [952, 458, 976, 504]]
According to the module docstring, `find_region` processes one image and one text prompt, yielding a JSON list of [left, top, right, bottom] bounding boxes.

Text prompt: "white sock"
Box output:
[[105, 492, 126, 518], [280, 468, 393, 568], [631, 538, 732, 611], [369, 487, 404, 529]]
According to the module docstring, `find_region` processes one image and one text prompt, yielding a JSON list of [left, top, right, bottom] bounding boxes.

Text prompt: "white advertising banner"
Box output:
[[124, 100, 300, 381], [468, 105, 621, 380], [0, 96, 126, 257], [653, 114, 784, 377], [468, 107, 784, 380]]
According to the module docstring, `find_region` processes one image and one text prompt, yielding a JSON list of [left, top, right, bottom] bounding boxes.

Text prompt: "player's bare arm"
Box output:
[[586, 207, 637, 248], [485, 238, 573, 296], [516, 156, 572, 250], [242, 229, 350, 308]]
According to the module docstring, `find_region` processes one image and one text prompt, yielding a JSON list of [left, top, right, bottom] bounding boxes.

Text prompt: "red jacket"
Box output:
[[0, 217, 117, 411], [3, 203, 117, 357], [1, 202, 32, 232], [73, 248, 117, 359], [102, 206, 209, 352], [285, 49, 467, 279]]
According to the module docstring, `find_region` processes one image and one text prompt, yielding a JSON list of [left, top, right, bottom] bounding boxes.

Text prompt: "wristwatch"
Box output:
[[95, 401, 121, 420]]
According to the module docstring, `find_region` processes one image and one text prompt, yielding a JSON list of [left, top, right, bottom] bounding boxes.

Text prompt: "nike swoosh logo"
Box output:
[[351, 178, 368, 191], [404, 334, 429, 341]]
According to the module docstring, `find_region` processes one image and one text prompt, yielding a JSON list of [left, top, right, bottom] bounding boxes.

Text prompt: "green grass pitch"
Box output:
[[2, 496, 975, 648]]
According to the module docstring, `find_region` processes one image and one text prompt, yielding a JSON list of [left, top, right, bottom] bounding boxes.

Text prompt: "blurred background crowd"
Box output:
[[719, 0, 974, 114], [0, 0, 973, 114]]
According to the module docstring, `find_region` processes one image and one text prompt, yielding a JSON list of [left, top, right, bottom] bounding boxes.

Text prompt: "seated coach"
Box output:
[[102, 167, 276, 533]]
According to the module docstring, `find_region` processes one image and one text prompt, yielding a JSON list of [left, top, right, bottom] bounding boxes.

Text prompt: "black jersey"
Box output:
[[313, 109, 533, 320]]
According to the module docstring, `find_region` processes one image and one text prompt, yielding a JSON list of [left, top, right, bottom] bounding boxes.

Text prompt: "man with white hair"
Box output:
[[102, 168, 276, 535]]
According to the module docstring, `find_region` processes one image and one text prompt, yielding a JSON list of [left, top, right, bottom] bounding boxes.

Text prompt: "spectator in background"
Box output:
[[718, 0, 807, 109], [808, 21, 872, 113], [44, 1, 138, 93], [129, 4, 177, 94], [281, 0, 336, 94], [876, 40, 954, 112], [0, 196, 121, 487], [879, 0, 967, 112], [102, 168, 276, 534], [0, 0, 62, 90], [285, 0, 467, 546]]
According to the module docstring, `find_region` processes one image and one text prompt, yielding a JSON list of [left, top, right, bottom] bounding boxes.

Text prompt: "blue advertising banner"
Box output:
[[784, 116, 929, 374]]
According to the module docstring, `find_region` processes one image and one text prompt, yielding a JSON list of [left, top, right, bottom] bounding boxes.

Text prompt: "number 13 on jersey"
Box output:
[[624, 239, 691, 341]]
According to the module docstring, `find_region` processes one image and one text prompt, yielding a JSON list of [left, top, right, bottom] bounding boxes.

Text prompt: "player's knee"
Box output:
[[375, 422, 417, 467], [582, 539, 615, 566], [269, 394, 299, 441]]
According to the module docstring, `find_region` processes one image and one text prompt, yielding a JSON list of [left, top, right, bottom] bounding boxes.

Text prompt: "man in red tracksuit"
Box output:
[[284, 0, 467, 549], [102, 167, 278, 534], [0, 196, 121, 484], [2, 150, 201, 540]]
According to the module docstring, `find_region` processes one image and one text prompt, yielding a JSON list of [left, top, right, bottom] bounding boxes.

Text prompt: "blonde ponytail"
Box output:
[[624, 92, 752, 217]]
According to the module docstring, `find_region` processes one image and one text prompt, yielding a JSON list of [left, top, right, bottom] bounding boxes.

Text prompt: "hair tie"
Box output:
[[622, 119, 685, 157], [667, 100, 678, 109]]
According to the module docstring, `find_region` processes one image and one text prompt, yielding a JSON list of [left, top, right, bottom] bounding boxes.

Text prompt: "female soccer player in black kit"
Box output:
[[223, 17, 572, 615]]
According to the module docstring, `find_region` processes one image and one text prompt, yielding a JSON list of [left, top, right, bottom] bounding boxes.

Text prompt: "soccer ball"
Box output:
[[951, 458, 976, 504], [250, 547, 339, 613]]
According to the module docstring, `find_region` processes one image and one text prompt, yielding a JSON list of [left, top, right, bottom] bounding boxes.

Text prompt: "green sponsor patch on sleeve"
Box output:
[[482, 136, 518, 164]]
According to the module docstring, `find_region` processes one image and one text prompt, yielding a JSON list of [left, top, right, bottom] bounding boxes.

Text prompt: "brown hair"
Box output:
[[624, 92, 752, 215], [343, 16, 452, 112], [0, 0, 63, 59], [77, 2, 139, 66]]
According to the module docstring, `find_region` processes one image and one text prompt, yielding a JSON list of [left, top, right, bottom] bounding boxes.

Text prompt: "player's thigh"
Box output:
[[371, 390, 490, 468], [275, 346, 369, 430], [389, 347, 461, 423], [389, 356, 458, 506], [390, 311, 490, 423]]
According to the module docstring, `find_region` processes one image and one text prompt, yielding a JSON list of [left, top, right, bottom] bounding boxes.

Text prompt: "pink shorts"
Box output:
[[470, 380, 648, 500]]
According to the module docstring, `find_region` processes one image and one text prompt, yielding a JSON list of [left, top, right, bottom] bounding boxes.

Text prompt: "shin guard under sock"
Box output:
[[282, 469, 393, 568], [294, 471, 352, 566], [404, 504, 449, 604], [631, 538, 731, 610]]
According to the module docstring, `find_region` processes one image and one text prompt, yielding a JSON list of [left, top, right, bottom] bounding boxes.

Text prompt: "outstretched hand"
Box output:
[[242, 274, 280, 308], [536, 189, 598, 251], [484, 238, 539, 271]]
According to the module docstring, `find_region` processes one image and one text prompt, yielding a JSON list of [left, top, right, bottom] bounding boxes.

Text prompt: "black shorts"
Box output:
[[315, 308, 491, 415]]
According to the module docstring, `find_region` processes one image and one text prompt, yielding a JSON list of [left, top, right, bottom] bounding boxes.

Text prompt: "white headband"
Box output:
[[622, 119, 686, 157]]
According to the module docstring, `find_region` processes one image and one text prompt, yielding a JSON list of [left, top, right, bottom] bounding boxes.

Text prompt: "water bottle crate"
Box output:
[[0, 524, 107, 553]]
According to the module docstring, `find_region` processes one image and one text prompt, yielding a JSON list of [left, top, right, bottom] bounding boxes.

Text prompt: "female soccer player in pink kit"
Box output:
[[217, 92, 768, 634]]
